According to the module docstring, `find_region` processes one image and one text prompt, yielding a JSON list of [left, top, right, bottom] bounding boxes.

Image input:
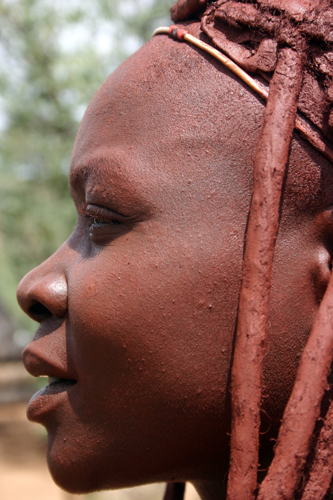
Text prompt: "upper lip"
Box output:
[[22, 344, 77, 382]]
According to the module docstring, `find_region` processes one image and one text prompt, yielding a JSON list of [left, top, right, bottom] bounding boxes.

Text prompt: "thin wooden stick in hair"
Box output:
[[301, 399, 333, 500], [258, 274, 333, 500], [226, 46, 304, 500]]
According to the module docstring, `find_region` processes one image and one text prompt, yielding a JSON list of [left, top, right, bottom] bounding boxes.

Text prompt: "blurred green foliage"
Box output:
[[0, 0, 170, 330]]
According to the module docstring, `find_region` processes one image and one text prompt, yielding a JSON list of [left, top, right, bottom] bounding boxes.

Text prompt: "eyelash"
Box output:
[[81, 204, 122, 226]]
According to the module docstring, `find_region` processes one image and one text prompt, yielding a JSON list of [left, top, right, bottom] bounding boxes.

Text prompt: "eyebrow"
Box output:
[[69, 153, 156, 216], [70, 147, 141, 183], [70, 150, 130, 194], [70, 162, 105, 187]]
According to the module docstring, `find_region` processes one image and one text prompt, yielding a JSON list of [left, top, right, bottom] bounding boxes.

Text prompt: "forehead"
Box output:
[[70, 35, 264, 204], [70, 33, 333, 214], [71, 42, 260, 151]]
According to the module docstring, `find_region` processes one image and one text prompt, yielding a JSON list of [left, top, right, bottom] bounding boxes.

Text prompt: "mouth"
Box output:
[[47, 376, 77, 387], [22, 343, 79, 423], [27, 376, 77, 423], [35, 374, 77, 393]]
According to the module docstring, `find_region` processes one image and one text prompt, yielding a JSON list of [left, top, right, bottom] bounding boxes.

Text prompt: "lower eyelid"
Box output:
[[88, 222, 127, 244]]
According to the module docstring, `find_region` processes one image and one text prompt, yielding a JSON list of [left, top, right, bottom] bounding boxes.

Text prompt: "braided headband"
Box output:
[[153, 25, 333, 165]]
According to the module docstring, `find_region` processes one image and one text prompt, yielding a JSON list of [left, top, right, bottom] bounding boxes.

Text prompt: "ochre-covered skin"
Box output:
[[17, 19, 333, 500]]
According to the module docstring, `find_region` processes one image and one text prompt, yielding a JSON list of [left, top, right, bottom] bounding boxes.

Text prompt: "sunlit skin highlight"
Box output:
[[17, 22, 333, 500]]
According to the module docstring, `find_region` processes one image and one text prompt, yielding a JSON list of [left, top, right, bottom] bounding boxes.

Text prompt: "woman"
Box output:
[[17, 1, 333, 499]]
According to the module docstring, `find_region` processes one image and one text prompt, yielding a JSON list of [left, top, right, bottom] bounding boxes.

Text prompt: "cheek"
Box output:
[[66, 238, 242, 413], [68, 249, 229, 375]]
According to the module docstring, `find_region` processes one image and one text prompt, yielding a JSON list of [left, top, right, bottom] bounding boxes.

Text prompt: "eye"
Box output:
[[82, 204, 129, 245], [93, 217, 104, 225], [92, 217, 121, 226]]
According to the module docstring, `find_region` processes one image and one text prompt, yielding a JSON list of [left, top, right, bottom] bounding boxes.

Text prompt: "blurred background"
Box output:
[[0, 0, 199, 498]]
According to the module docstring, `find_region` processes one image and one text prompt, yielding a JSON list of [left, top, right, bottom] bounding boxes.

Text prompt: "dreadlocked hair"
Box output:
[[161, 1, 333, 500]]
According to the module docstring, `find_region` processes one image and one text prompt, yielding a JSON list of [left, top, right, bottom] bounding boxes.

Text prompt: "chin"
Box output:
[[46, 430, 159, 495], [46, 432, 106, 494]]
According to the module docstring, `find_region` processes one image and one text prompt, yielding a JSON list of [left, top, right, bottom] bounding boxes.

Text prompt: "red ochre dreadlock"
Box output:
[[157, 1, 333, 500]]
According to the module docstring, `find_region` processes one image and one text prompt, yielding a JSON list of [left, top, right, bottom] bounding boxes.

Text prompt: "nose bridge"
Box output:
[[17, 246, 69, 321]]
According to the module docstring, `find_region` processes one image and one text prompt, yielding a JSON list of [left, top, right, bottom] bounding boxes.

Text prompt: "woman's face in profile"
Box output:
[[17, 32, 333, 495]]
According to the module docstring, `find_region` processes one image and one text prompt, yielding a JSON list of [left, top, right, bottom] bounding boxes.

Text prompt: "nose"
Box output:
[[17, 264, 68, 322]]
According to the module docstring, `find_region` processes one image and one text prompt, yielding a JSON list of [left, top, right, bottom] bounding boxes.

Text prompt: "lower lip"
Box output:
[[27, 380, 77, 423]]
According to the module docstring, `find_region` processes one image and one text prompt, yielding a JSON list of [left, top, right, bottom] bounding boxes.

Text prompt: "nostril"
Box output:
[[17, 271, 68, 320], [28, 301, 52, 321]]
